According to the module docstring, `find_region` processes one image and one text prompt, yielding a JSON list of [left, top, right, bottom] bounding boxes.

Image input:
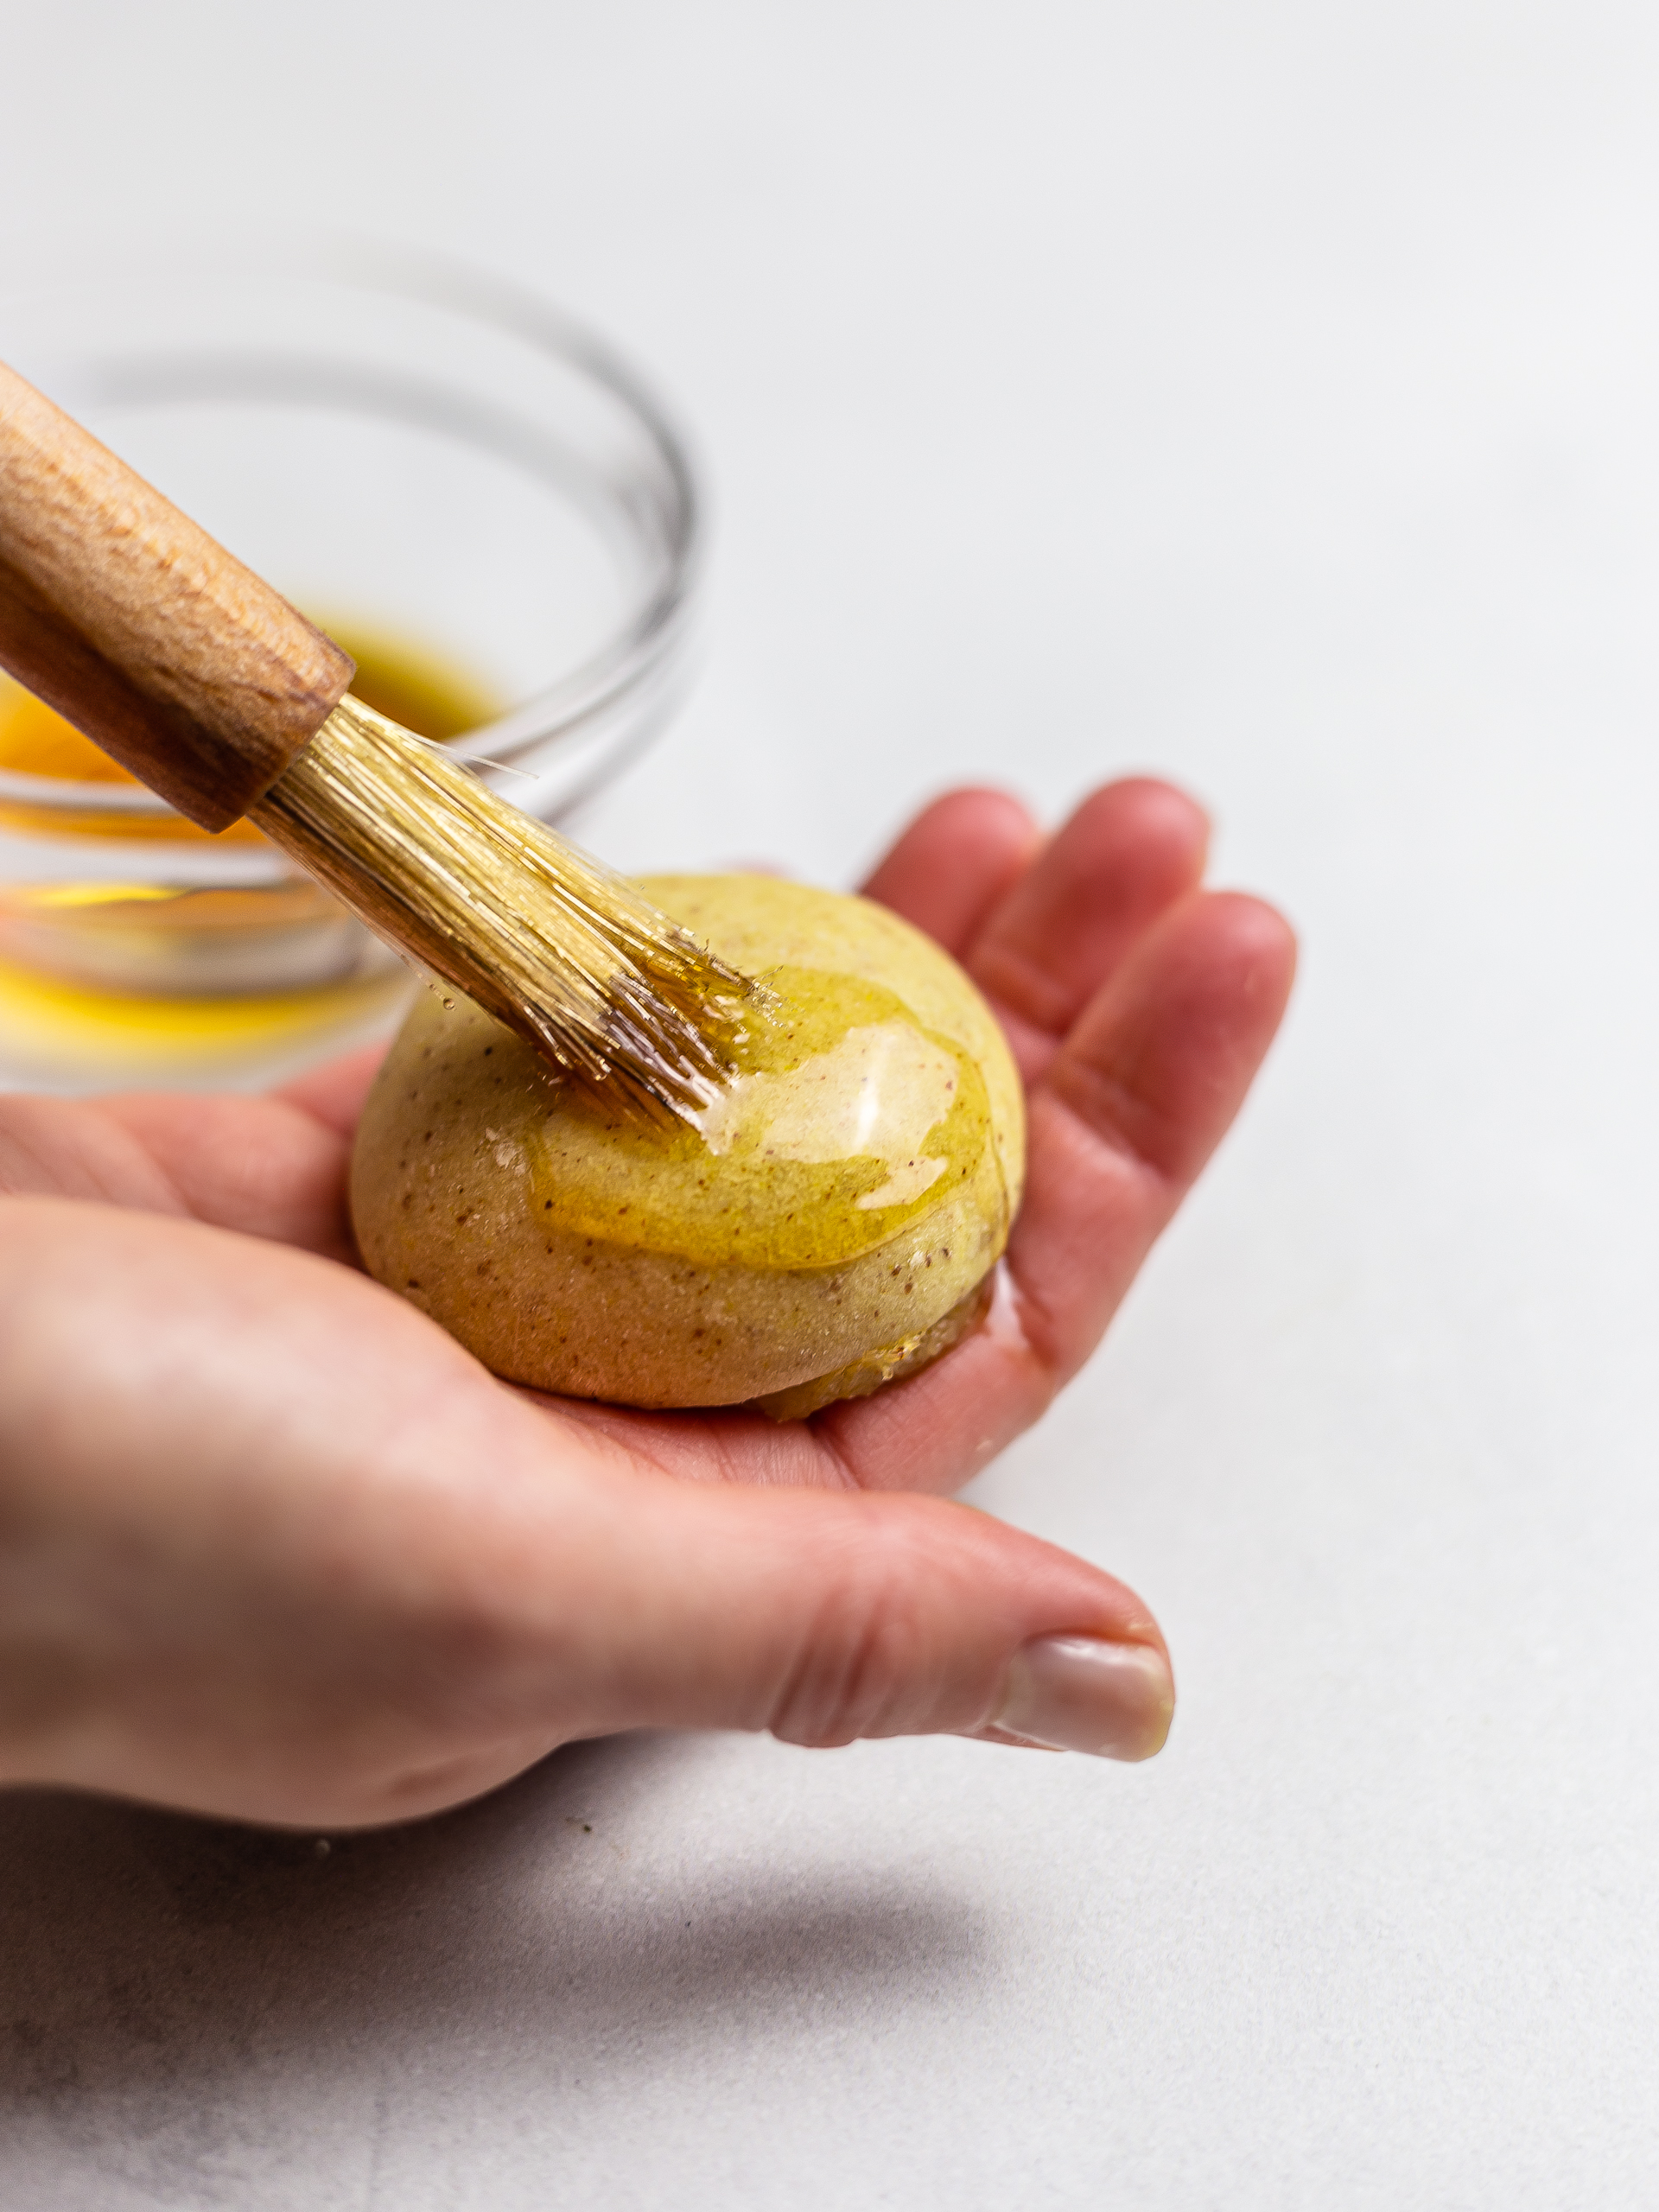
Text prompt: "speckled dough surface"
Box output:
[[350, 874, 1025, 1410]]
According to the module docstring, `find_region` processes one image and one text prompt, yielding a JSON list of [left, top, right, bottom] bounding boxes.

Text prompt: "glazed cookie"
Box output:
[[351, 874, 1023, 1415]]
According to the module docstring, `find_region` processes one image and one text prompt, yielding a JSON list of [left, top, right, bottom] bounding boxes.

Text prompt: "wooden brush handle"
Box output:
[[0, 358, 354, 830]]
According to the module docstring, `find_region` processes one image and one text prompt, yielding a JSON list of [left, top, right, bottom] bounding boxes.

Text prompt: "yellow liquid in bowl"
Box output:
[[0, 627, 498, 1080], [0, 627, 496, 834]]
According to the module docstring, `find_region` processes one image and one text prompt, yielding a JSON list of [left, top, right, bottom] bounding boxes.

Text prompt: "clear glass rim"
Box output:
[[0, 236, 704, 821]]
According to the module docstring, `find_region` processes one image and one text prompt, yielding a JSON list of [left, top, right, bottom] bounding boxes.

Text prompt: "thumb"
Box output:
[[494, 1446, 1176, 1765]]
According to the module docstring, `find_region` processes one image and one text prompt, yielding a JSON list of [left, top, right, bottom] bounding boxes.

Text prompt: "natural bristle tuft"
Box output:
[[251, 696, 757, 1120]]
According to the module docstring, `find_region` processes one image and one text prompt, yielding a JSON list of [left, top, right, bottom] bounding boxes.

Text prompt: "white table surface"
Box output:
[[3, 5, 1656, 2205]]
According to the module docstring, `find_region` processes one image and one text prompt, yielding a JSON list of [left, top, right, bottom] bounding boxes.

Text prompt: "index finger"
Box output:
[[271, 1039, 392, 1135], [859, 787, 1040, 954]]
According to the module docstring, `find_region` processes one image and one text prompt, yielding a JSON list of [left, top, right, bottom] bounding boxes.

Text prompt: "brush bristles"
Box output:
[[251, 695, 756, 1121]]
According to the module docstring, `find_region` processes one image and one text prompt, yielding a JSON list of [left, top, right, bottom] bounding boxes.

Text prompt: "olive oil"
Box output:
[[0, 626, 499, 1077], [350, 873, 1026, 1412], [0, 625, 495, 839], [530, 964, 996, 1270]]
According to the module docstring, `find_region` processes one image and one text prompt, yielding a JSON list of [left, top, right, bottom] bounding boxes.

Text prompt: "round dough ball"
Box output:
[[350, 874, 1024, 1415]]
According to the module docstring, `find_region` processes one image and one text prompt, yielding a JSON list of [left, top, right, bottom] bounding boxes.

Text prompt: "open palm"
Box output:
[[0, 779, 1293, 1827]]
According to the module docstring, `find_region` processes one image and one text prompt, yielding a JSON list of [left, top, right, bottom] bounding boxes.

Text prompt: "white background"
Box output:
[[3, 3, 1657, 2205]]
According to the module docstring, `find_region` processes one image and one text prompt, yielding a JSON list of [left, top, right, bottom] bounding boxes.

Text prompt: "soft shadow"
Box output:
[[0, 1734, 988, 2145]]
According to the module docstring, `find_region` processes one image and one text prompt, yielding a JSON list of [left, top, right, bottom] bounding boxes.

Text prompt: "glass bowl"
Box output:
[[0, 241, 702, 1084]]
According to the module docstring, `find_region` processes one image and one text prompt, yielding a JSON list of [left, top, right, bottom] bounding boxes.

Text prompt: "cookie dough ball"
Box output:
[[350, 874, 1024, 1415]]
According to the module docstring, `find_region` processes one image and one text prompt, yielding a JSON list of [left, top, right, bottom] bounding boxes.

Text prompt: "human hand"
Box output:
[[0, 779, 1294, 1827]]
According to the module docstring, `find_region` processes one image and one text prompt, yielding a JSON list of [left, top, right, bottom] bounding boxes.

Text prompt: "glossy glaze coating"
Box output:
[[351, 874, 1024, 1412], [531, 965, 996, 1270]]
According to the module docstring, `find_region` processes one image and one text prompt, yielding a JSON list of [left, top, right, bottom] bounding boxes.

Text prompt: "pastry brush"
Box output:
[[0, 356, 753, 1119]]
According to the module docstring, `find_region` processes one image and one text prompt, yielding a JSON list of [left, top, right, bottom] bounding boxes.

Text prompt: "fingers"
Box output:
[[0, 1089, 356, 1262], [92, 1038, 396, 1262], [966, 779, 1210, 1078], [0, 1040, 390, 1262], [533, 818, 1295, 1505], [0, 1199, 1173, 1827], [272, 1039, 391, 1135], [483, 1424, 1175, 1774], [1045, 889, 1298, 1190], [1011, 887, 1296, 1372], [0, 1093, 189, 1216], [859, 787, 1040, 956], [96, 1090, 358, 1261], [821, 888, 1296, 1491]]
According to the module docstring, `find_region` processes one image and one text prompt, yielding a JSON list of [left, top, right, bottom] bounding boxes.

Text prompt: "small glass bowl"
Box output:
[[0, 241, 702, 1084]]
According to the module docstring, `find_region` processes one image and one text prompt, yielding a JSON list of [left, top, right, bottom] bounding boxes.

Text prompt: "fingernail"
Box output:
[[992, 1636, 1174, 1761]]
